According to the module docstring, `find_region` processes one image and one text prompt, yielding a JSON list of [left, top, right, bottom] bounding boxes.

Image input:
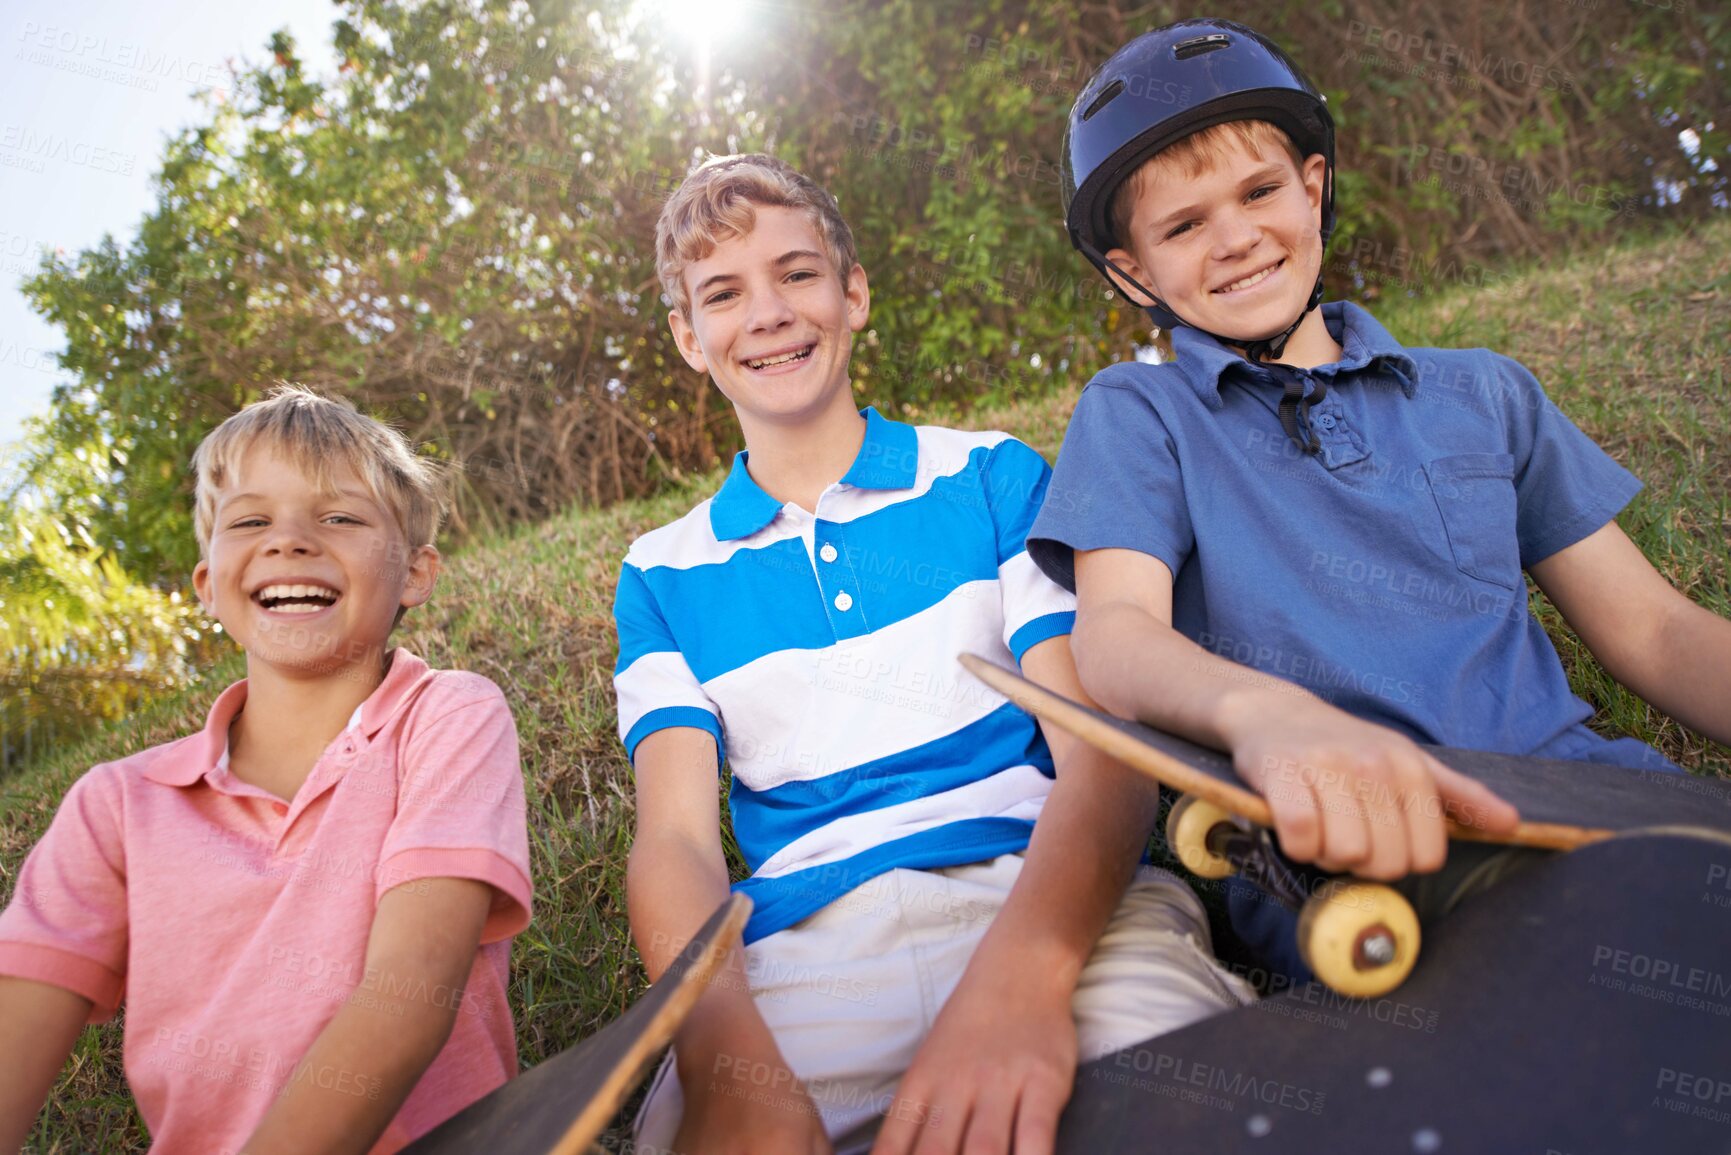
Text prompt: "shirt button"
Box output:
[[834, 591, 853, 612], [1318, 414, 1336, 429], [819, 543, 838, 563]]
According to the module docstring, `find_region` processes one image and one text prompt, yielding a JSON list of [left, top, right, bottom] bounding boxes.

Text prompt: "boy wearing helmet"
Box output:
[[1027, 20, 1731, 977]]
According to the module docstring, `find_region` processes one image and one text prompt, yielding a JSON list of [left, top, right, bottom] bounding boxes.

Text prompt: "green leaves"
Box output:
[[1, 472, 214, 775], [6, 0, 1727, 767]]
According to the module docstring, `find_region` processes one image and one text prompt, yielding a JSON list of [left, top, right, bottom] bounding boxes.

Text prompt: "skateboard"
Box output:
[[1057, 828, 1731, 1153], [959, 653, 1731, 998], [401, 893, 751, 1155]]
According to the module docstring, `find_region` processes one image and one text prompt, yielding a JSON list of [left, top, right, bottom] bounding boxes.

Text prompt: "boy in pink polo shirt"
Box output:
[[0, 386, 533, 1155]]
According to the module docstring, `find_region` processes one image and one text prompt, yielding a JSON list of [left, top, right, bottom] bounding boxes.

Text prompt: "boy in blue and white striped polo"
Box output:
[[614, 153, 1252, 1155]]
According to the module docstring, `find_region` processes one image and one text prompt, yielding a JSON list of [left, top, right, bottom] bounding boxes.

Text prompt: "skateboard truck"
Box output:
[[1357, 929, 1397, 968], [1166, 793, 1421, 997], [1198, 816, 1406, 972]]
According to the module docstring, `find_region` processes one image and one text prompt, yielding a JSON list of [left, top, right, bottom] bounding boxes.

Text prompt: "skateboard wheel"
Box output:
[[1296, 881, 1420, 999], [1165, 794, 1237, 880]]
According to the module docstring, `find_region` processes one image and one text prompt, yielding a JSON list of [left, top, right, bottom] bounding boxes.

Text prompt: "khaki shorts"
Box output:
[[634, 853, 1255, 1153]]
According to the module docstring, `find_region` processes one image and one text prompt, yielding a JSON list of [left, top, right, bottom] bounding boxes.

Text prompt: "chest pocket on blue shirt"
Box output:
[[1424, 453, 1521, 590]]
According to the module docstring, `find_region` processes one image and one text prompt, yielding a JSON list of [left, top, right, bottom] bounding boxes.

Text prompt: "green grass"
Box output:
[[4, 215, 1729, 1150]]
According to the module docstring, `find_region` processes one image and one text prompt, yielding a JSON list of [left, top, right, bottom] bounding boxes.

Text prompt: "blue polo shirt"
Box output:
[[1027, 301, 1678, 972], [613, 407, 1077, 943]]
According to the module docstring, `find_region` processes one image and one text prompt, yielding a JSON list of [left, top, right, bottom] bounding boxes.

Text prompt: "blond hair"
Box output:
[[655, 153, 858, 316], [192, 384, 450, 556], [1109, 119, 1305, 249]]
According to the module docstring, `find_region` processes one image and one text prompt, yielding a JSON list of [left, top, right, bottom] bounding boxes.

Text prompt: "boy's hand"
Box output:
[[674, 1032, 832, 1155], [1225, 695, 1521, 880], [871, 966, 1074, 1155]]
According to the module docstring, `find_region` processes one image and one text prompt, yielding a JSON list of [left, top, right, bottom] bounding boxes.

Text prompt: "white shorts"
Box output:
[[634, 853, 1255, 1153]]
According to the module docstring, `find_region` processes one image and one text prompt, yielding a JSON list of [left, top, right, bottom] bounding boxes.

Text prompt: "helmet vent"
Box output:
[[1174, 33, 1230, 59], [1081, 79, 1125, 122]]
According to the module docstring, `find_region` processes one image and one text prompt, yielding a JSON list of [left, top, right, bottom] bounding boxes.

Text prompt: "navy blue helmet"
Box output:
[[1062, 19, 1335, 342]]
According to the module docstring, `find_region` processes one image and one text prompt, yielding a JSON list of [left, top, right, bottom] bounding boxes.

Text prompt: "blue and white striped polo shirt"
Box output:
[[613, 406, 1076, 943]]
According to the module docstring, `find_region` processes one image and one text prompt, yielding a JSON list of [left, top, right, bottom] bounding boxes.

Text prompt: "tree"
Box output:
[[6, 0, 1725, 769]]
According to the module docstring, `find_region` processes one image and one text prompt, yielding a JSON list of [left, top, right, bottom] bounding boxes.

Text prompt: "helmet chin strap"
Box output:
[[1241, 275, 1323, 363], [1082, 240, 1329, 454], [1083, 239, 1323, 364]]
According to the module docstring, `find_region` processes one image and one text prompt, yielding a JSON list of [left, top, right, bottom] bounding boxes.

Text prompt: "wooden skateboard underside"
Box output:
[[960, 654, 1731, 849], [402, 894, 751, 1155], [1057, 830, 1731, 1152]]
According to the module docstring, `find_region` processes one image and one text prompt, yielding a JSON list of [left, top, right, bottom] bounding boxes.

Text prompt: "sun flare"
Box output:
[[652, 0, 752, 49]]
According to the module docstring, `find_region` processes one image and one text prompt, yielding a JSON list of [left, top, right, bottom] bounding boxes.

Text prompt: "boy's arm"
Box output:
[[871, 634, 1161, 1155], [627, 726, 831, 1155], [1070, 547, 1518, 880], [1529, 522, 1731, 745], [242, 679, 531, 1155], [240, 877, 493, 1155], [0, 978, 91, 1154]]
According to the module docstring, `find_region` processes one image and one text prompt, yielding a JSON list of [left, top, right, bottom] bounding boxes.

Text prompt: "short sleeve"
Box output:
[[612, 560, 725, 768], [1027, 375, 1195, 593], [980, 437, 1076, 661], [0, 769, 129, 1020], [1492, 354, 1644, 566], [378, 677, 533, 943]]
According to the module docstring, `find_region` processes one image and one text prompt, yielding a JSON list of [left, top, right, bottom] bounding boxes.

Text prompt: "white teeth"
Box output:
[[1217, 264, 1278, 293], [256, 583, 340, 604], [747, 347, 811, 369]]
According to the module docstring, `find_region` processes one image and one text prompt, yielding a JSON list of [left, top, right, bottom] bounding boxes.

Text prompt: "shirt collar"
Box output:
[[215, 702, 363, 772], [143, 648, 432, 786], [1170, 301, 1419, 408], [708, 405, 919, 541]]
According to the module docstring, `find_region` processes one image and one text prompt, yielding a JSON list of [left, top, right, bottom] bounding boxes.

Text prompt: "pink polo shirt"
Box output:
[[0, 649, 533, 1154]]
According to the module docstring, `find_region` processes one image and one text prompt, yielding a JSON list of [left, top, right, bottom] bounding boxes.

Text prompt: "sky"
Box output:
[[0, 0, 339, 453]]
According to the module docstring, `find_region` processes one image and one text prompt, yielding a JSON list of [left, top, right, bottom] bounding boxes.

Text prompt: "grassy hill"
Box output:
[[4, 215, 1729, 1150]]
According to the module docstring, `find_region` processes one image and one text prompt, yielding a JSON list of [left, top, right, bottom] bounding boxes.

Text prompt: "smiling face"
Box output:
[[668, 203, 870, 432], [1106, 134, 1328, 348], [192, 444, 438, 678]]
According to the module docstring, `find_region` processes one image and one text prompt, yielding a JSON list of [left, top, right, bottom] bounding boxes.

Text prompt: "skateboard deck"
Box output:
[[1057, 829, 1731, 1153], [401, 893, 751, 1155], [960, 653, 1731, 846]]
